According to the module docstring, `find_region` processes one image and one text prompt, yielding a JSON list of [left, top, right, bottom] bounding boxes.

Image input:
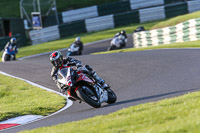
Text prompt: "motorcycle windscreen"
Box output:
[[58, 68, 72, 86]]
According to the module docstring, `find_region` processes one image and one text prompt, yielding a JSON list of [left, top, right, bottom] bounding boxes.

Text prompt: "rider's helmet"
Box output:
[[10, 37, 17, 44], [120, 30, 126, 35], [50, 51, 63, 67], [75, 37, 81, 42]]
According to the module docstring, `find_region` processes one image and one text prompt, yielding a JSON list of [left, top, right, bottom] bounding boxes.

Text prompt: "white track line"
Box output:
[[0, 71, 73, 131]]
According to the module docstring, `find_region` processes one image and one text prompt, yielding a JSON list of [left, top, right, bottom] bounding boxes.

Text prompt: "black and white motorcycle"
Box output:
[[107, 34, 127, 51]]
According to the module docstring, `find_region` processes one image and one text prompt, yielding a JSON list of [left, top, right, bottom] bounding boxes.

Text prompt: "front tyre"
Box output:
[[106, 88, 117, 104], [4, 54, 11, 61], [77, 86, 101, 108]]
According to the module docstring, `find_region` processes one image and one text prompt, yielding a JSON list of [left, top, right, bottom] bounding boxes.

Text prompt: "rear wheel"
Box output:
[[77, 86, 101, 108], [106, 88, 117, 104]]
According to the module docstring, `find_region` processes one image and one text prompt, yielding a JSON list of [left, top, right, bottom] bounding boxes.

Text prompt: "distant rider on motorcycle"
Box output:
[[50, 51, 108, 93], [114, 30, 128, 45], [3, 37, 18, 61], [74, 37, 83, 55]]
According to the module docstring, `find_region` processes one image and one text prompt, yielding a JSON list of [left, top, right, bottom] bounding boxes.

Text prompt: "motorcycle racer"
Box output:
[[74, 37, 83, 55], [114, 30, 128, 46], [50, 51, 108, 93], [3, 37, 18, 61]]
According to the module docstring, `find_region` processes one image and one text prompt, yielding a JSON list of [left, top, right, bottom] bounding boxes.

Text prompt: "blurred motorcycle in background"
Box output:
[[67, 43, 82, 56], [107, 34, 126, 51]]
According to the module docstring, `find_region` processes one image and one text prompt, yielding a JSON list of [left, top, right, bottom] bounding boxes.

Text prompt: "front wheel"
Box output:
[[77, 86, 101, 108], [4, 54, 11, 61], [106, 88, 117, 104]]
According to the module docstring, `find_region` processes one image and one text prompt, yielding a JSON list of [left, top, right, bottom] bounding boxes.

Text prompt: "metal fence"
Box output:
[[62, 6, 98, 23], [130, 0, 164, 10], [139, 6, 166, 23], [85, 15, 114, 32], [29, 25, 60, 45], [187, 0, 200, 13]]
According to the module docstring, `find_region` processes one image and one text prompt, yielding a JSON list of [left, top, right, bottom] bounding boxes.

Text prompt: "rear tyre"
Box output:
[[77, 86, 101, 108], [106, 88, 117, 104]]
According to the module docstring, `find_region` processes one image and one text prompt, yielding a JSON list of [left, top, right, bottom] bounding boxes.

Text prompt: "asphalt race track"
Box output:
[[1, 35, 200, 132]]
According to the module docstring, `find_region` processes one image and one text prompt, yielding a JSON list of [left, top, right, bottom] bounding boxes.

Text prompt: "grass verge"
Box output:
[[0, 74, 66, 121], [20, 90, 200, 133], [152, 11, 200, 29], [92, 40, 200, 55]]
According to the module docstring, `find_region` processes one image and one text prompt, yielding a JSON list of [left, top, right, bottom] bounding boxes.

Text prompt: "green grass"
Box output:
[[0, 74, 66, 121], [20, 91, 200, 133], [92, 40, 200, 55], [152, 11, 200, 29]]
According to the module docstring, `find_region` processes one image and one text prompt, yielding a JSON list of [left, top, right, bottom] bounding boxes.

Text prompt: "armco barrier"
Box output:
[[61, 0, 165, 24], [29, 25, 60, 45], [165, 2, 188, 18], [114, 10, 139, 27], [59, 20, 86, 38], [85, 15, 114, 32], [187, 0, 200, 13], [130, 0, 164, 10], [133, 18, 200, 48], [139, 6, 165, 23], [62, 6, 98, 23]]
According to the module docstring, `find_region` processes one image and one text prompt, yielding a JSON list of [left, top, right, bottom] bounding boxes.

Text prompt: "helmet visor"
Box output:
[[52, 57, 63, 67]]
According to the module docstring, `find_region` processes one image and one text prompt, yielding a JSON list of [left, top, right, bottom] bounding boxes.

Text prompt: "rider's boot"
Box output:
[[92, 72, 109, 89]]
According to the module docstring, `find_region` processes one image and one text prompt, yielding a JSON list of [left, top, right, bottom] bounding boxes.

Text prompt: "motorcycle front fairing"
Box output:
[[57, 66, 98, 100], [57, 67, 95, 88], [5, 47, 16, 55], [57, 67, 72, 87], [111, 37, 121, 48]]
